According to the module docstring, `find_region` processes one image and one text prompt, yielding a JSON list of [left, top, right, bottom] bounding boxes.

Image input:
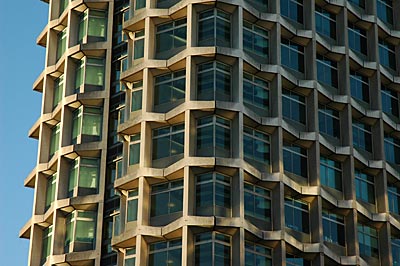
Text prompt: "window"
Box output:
[[49, 123, 61, 159], [392, 237, 400, 265], [243, 72, 269, 113], [244, 183, 271, 222], [197, 61, 231, 101], [317, 55, 338, 88], [152, 124, 184, 160], [389, 184, 400, 217], [64, 210, 96, 253], [286, 254, 311, 266], [198, 9, 230, 47], [355, 170, 375, 204], [322, 210, 345, 246], [358, 223, 379, 258], [379, 39, 396, 71], [283, 143, 307, 178], [53, 75, 64, 109], [57, 28, 67, 61], [285, 197, 309, 233], [243, 21, 269, 60], [385, 134, 400, 165], [129, 134, 140, 166], [245, 0, 268, 12], [68, 157, 99, 197], [155, 18, 187, 59], [348, 0, 365, 8], [151, 179, 183, 217], [318, 104, 340, 139], [133, 30, 145, 60], [320, 156, 342, 191], [78, 9, 107, 43], [348, 23, 367, 56], [243, 126, 270, 166], [124, 247, 136, 266], [195, 231, 231, 266], [157, 0, 180, 8], [315, 6, 336, 40], [350, 71, 369, 103], [377, 0, 393, 25], [75, 57, 105, 92], [45, 173, 57, 211], [281, 38, 304, 73], [41, 225, 53, 264], [282, 89, 306, 125], [381, 86, 399, 117], [352, 121, 372, 153], [59, 0, 68, 15], [154, 70, 185, 112], [127, 188, 139, 222], [131, 80, 143, 112], [71, 106, 102, 144], [245, 241, 272, 266], [133, 0, 145, 10], [149, 239, 182, 266], [280, 0, 303, 24], [197, 116, 231, 157], [196, 172, 231, 216]]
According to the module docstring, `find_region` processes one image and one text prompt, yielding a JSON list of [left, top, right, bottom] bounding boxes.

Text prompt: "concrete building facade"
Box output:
[[21, 0, 400, 265]]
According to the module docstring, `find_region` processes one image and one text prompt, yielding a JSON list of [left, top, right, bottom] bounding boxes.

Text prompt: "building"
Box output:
[[20, 0, 400, 265]]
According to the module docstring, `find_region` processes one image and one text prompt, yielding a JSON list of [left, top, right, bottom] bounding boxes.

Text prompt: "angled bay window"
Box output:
[[352, 120, 372, 153], [124, 247, 136, 266], [197, 61, 231, 101], [244, 183, 271, 225], [320, 156, 342, 191], [377, 0, 393, 25], [151, 180, 183, 220], [355, 170, 375, 204], [350, 71, 370, 103], [133, 0, 145, 11], [129, 134, 140, 166], [243, 21, 269, 61], [49, 123, 61, 159], [317, 55, 338, 88], [318, 104, 340, 139], [285, 197, 309, 233], [384, 134, 400, 165], [152, 124, 184, 164], [53, 75, 64, 109], [195, 232, 231, 266], [133, 30, 145, 61], [71, 106, 102, 144], [286, 254, 311, 266], [281, 38, 304, 73], [388, 183, 400, 215], [127, 188, 139, 222], [243, 72, 269, 115], [131, 80, 143, 112], [196, 172, 231, 216], [155, 18, 187, 59], [78, 9, 107, 44], [41, 225, 53, 264], [59, 0, 68, 15], [322, 210, 345, 246], [56, 28, 67, 61], [381, 86, 399, 118], [282, 89, 306, 125], [245, 0, 268, 12], [283, 143, 308, 178], [315, 6, 336, 40], [149, 239, 182, 266], [68, 157, 99, 197], [243, 126, 270, 170], [379, 39, 396, 71], [245, 241, 272, 266], [45, 173, 57, 211], [280, 0, 303, 24], [348, 0, 366, 9], [75, 57, 105, 92], [64, 210, 96, 253], [154, 70, 185, 112], [197, 116, 231, 157], [198, 9, 230, 47], [348, 23, 367, 56], [358, 223, 379, 259]]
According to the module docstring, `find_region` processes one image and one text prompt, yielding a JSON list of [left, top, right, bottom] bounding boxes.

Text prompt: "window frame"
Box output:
[[64, 210, 97, 253], [198, 9, 231, 47], [148, 239, 182, 266], [358, 223, 379, 259], [318, 104, 340, 139], [243, 20, 269, 60], [284, 196, 310, 234], [381, 86, 399, 118], [155, 18, 187, 59], [152, 123, 185, 161], [68, 157, 100, 197], [194, 231, 231, 266], [282, 88, 306, 125], [281, 38, 305, 73], [317, 54, 338, 88], [243, 72, 269, 114], [245, 241, 273, 266], [154, 69, 186, 112], [197, 61, 232, 101], [315, 6, 336, 40], [126, 188, 139, 222], [71, 105, 103, 144], [352, 121, 373, 153], [322, 209, 345, 246], [355, 170, 376, 205], [283, 142, 308, 178], [150, 179, 184, 218], [320, 156, 342, 191], [244, 182, 272, 223], [280, 0, 304, 24], [197, 115, 231, 157], [129, 134, 140, 166]]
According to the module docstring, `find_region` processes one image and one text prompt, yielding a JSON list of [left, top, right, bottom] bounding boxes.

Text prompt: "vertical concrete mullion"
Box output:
[[136, 235, 148, 266]]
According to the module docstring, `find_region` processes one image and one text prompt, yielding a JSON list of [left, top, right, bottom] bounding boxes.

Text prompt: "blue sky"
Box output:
[[0, 1, 48, 264]]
